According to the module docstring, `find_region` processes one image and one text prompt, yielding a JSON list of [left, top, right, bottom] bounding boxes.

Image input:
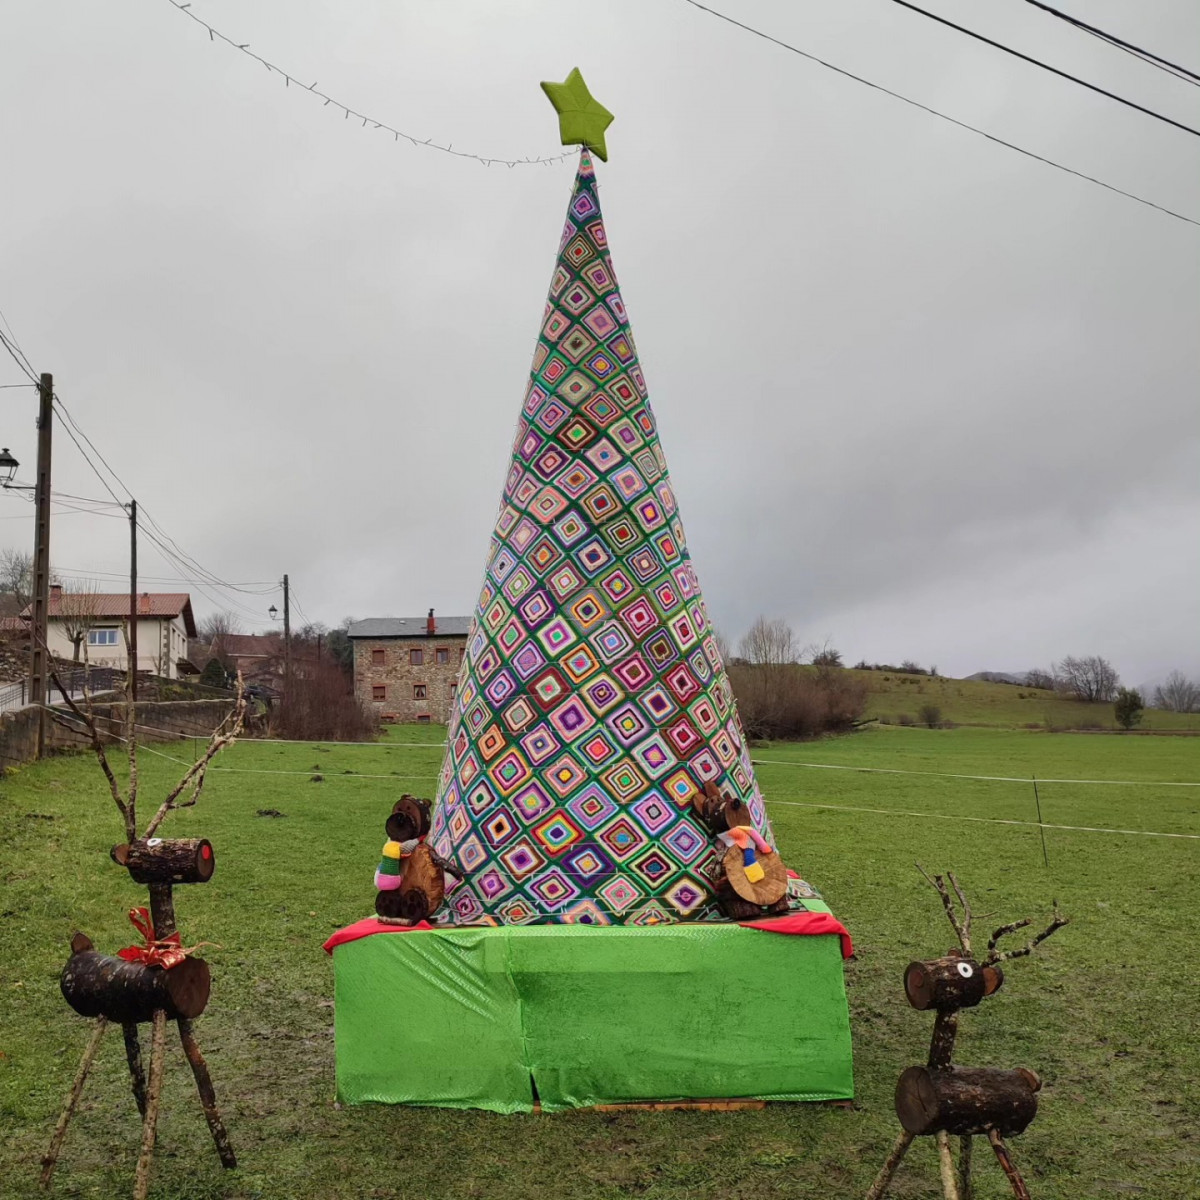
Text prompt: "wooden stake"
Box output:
[[178, 1018, 237, 1168], [122, 1022, 148, 1118], [987, 1129, 1032, 1200], [132, 1009, 167, 1200], [865, 1129, 914, 1200], [958, 1134, 973, 1200], [936, 1130, 963, 1200], [39, 1016, 107, 1190]]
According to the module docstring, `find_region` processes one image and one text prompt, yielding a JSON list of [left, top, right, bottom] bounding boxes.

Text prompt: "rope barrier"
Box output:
[[40, 709, 1200, 840], [752, 756, 1200, 788], [767, 797, 1200, 840]]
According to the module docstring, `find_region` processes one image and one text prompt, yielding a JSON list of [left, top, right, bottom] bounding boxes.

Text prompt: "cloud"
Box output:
[[1, 0, 1195, 686]]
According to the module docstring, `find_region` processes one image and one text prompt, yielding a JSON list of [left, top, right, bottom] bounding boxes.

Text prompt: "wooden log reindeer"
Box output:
[[374, 794, 464, 924], [39, 663, 246, 1200], [693, 780, 790, 919], [866, 867, 1069, 1200]]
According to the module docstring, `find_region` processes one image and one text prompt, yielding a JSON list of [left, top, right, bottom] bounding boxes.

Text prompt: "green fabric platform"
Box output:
[[332, 924, 853, 1111]]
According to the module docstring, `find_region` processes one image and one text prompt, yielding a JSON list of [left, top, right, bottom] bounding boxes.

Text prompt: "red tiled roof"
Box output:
[[220, 633, 281, 657], [25, 592, 197, 637]]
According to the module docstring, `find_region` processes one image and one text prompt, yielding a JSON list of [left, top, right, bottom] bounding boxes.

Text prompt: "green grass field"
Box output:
[[2, 724, 1198, 1198], [851, 669, 1200, 731]]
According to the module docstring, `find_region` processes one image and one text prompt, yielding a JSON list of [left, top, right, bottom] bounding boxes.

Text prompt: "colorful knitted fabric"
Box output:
[[428, 149, 781, 925]]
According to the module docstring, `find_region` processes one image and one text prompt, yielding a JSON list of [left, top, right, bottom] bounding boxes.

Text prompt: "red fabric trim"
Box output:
[[324, 911, 853, 958], [323, 917, 434, 954], [738, 912, 854, 959]]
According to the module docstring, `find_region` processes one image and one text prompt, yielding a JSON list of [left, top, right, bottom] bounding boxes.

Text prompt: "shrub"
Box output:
[[727, 662, 867, 740], [918, 703, 942, 729], [271, 657, 377, 742], [1114, 687, 1144, 730], [896, 711, 915, 726]]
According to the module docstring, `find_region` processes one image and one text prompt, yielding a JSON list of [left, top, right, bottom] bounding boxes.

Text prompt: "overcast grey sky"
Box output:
[[2, 0, 1197, 688]]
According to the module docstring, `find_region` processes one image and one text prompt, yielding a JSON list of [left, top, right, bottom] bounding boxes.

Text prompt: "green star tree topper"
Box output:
[[540, 67, 614, 161]]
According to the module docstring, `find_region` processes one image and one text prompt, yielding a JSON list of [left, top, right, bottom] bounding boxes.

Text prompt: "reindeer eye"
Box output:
[[956, 962, 975, 979]]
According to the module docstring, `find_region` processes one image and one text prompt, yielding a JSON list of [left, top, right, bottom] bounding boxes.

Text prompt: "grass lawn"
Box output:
[[2, 724, 1198, 1198]]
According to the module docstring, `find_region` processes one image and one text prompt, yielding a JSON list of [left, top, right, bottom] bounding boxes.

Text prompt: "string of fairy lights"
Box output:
[[160, 0, 575, 169]]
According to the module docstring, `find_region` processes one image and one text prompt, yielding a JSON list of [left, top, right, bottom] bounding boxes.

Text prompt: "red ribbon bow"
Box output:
[[117, 907, 190, 970]]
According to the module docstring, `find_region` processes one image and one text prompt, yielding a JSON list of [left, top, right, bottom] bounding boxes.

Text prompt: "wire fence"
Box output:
[[38, 706, 1200, 844]]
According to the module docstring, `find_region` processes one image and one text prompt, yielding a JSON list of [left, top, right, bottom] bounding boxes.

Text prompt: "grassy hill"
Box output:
[[846, 669, 1200, 731]]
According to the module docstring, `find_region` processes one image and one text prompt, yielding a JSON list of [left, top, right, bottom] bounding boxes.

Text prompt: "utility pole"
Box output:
[[128, 499, 138, 702], [28, 373, 52, 759], [282, 573, 291, 696]]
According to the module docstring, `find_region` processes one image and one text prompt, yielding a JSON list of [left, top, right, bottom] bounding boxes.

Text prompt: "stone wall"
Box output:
[[0, 699, 236, 774], [353, 637, 466, 723]]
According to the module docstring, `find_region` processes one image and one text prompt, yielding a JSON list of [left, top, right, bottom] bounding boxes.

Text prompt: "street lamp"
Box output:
[[268, 604, 278, 621], [0, 447, 22, 487]]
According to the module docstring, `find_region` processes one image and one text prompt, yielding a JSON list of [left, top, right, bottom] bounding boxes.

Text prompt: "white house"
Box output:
[[33, 587, 197, 678]]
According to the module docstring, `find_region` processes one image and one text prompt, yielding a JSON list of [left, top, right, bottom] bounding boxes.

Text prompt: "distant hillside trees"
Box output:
[[853, 660, 931, 676], [809, 641, 843, 668], [1056, 655, 1119, 703], [1024, 668, 1056, 690], [1153, 671, 1200, 713]]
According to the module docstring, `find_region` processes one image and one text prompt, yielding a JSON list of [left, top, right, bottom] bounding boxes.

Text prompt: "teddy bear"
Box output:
[[693, 780, 790, 920], [373, 795, 464, 925]]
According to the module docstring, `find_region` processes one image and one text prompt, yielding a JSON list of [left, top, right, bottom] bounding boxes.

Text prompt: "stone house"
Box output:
[[348, 610, 470, 724]]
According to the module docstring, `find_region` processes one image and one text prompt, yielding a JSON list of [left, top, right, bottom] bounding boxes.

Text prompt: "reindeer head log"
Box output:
[[904, 956, 1003, 1011]]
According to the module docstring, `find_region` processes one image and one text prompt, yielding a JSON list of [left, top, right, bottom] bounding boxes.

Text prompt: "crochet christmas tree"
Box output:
[[427, 145, 785, 926]]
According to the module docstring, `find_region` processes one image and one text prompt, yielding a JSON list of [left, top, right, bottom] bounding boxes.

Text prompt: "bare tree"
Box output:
[[1055, 655, 1120, 703], [58, 580, 102, 664], [807, 638, 843, 668], [1152, 670, 1200, 713], [1024, 668, 1056, 691], [711, 627, 732, 669], [199, 610, 242, 647], [738, 616, 799, 666], [0, 547, 34, 612]]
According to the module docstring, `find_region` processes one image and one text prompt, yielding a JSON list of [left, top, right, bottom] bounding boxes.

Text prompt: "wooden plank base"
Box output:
[[531, 1097, 852, 1113]]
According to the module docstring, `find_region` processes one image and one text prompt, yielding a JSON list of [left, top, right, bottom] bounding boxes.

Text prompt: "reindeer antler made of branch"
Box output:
[[142, 676, 247, 839], [917, 863, 1070, 964], [46, 655, 136, 843], [916, 862, 973, 955], [985, 904, 1070, 965]]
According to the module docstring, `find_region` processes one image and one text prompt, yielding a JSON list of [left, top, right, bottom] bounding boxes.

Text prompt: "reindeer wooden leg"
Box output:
[[177, 1019, 237, 1169], [936, 1131, 963, 1200], [958, 1134, 973, 1200], [987, 1129, 1032, 1200], [39, 1017, 108, 1190], [865, 1129, 915, 1200], [122, 1022, 147, 1118], [132, 1010, 167, 1200]]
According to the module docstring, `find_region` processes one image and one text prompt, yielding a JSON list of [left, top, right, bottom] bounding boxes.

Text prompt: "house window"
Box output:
[[410, 647, 424, 666], [416, 714, 431, 724], [413, 684, 427, 699], [88, 628, 120, 646], [435, 647, 450, 665], [371, 648, 385, 666], [372, 685, 387, 700]]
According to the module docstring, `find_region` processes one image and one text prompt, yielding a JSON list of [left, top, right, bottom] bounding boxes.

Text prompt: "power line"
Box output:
[[1021, 0, 1200, 86], [0, 327, 39, 384], [885, 0, 1200, 137], [159, 0, 575, 169], [680, 0, 1200, 228]]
